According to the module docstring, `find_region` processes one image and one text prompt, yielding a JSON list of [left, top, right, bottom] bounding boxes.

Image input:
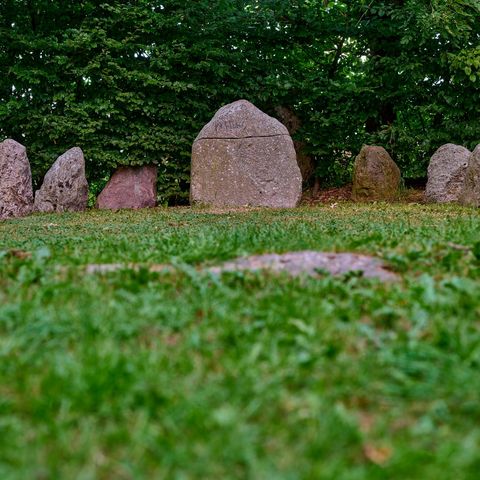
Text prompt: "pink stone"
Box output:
[[96, 165, 157, 210]]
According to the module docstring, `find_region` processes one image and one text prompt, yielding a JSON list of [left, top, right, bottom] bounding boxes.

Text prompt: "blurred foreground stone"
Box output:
[[86, 251, 398, 281]]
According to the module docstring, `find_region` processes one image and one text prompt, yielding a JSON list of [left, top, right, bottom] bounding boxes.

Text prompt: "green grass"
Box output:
[[1, 203, 480, 479]]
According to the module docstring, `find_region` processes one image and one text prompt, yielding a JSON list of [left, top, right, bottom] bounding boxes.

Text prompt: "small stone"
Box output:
[[96, 165, 157, 210], [191, 100, 302, 208], [459, 145, 480, 207], [352, 146, 401, 202], [0, 139, 33, 219], [425, 144, 470, 203], [34, 147, 89, 213]]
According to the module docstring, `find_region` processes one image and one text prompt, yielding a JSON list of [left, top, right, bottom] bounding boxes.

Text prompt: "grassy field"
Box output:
[[1, 203, 480, 479]]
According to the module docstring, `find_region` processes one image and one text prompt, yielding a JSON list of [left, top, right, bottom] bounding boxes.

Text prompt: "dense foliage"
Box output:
[[1, 1, 479, 202]]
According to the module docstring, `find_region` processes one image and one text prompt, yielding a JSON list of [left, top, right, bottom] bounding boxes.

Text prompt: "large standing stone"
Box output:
[[424, 144, 470, 203], [96, 165, 157, 210], [459, 145, 480, 207], [0, 139, 33, 219], [191, 100, 302, 208], [34, 147, 88, 213], [352, 145, 401, 201]]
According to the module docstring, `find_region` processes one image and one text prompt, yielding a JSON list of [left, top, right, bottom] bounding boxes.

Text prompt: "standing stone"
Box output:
[[0, 139, 33, 219], [424, 144, 470, 203], [352, 145, 401, 202], [96, 165, 157, 210], [459, 145, 480, 207], [34, 147, 88, 213], [191, 100, 302, 208]]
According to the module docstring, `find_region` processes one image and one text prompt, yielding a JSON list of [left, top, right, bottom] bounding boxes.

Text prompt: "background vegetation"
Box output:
[[1, 0, 479, 203]]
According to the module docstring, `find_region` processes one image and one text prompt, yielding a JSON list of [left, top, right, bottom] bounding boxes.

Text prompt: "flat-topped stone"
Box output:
[[0, 139, 33, 219]]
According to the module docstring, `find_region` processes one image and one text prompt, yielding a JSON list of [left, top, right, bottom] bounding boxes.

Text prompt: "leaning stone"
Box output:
[[34, 147, 88, 213], [424, 144, 470, 203], [191, 100, 302, 208], [459, 145, 480, 207], [352, 145, 401, 202], [0, 139, 33, 219], [96, 165, 157, 210]]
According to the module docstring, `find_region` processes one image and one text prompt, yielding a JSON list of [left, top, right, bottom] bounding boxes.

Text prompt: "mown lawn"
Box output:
[[1, 203, 480, 479]]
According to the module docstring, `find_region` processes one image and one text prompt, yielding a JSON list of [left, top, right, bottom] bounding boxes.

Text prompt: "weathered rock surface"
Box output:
[[34, 147, 88, 213], [96, 165, 157, 210], [191, 100, 302, 208], [85, 251, 398, 282], [424, 144, 470, 203], [459, 145, 480, 207], [0, 139, 33, 219], [352, 146, 401, 202]]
